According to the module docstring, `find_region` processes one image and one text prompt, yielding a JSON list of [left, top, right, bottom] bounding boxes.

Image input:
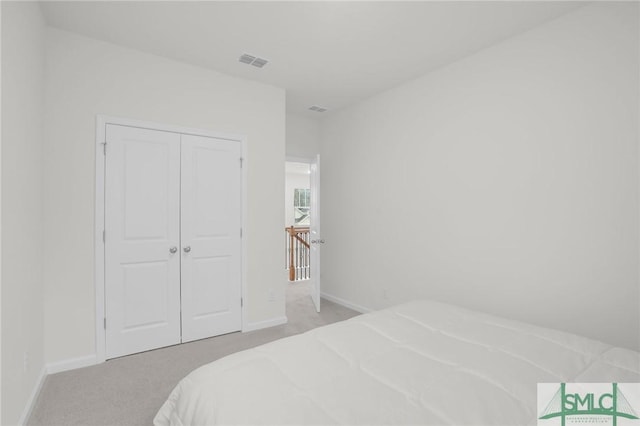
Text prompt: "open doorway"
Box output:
[[284, 160, 316, 316]]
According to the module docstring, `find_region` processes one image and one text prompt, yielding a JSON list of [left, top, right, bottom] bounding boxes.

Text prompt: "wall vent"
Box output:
[[239, 53, 269, 68], [308, 105, 328, 113]]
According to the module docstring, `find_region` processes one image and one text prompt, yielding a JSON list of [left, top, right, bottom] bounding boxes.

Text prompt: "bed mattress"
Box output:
[[154, 300, 640, 425]]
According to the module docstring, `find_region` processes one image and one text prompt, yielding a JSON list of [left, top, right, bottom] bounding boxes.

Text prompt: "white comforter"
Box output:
[[154, 300, 640, 425]]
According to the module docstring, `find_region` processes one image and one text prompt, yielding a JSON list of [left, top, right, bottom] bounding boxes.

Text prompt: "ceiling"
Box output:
[[40, 1, 585, 119]]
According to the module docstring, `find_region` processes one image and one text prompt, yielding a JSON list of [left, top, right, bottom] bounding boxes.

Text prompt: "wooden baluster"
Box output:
[[297, 231, 301, 280], [294, 231, 298, 281], [307, 228, 311, 279], [304, 231, 309, 279], [298, 230, 303, 281], [288, 227, 295, 281]]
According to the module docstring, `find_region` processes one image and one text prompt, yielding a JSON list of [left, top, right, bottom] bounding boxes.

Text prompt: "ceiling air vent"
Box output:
[[239, 53, 269, 68], [251, 57, 268, 68], [308, 105, 328, 113], [239, 54, 255, 64]]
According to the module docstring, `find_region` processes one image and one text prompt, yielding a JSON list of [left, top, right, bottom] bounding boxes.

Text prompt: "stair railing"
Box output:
[[285, 226, 310, 281]]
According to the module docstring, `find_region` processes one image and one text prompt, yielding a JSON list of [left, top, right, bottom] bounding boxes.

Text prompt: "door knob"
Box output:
[[183, 246, 191, 253], [169, 246, 177, 254]]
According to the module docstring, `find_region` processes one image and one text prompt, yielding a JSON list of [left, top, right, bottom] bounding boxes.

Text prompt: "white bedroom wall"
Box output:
[[320, 3, 639, 349], [286, 113, 320, 160], [1, 2, 46, 424], [43, 28, 286, 365]]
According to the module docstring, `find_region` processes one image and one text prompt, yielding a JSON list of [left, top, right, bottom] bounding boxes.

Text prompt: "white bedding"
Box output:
[[154, 300, 640, 425]]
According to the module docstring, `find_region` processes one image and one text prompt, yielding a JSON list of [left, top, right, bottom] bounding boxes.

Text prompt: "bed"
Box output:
[[154, 299, 640, 425]]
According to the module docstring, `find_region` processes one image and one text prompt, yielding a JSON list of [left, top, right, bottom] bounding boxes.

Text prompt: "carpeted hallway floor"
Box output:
[[27, 282, 359, 426]]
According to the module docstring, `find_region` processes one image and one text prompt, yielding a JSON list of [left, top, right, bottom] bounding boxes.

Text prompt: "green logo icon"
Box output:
[[539, 383, 639, 426]]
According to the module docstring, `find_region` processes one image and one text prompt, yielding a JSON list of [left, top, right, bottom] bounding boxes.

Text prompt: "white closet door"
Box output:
[[180, 134, 242, 343], [105, 124, 181, 359]]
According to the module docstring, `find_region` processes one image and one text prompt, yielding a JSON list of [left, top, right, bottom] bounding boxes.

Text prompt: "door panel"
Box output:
[[105, 124, 181, 359], [122, 140, 172, 240], [121, 261, 169, 329], [180, 134, 242, 343], [192, 256, 232, 317]]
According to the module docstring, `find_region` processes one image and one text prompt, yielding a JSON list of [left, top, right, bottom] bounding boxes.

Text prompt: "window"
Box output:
[[294, 188, 310, 225]]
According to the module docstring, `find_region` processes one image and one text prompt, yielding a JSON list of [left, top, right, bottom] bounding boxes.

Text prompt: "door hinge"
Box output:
[[239, 157, 243, 168], [102, 142, 107, 155], [241, 297, 243, 307], [102, 230, 105, 243], [104, 317, 106, 329]]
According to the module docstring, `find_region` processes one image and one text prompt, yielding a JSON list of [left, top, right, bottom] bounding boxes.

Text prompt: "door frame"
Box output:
[[285, 155, 320, 308], [309, 155, 321, 312], [94, 115, 247, 363]]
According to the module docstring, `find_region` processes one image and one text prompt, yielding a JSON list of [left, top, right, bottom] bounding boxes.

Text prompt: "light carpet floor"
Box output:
[[28, 282, 359, 426]]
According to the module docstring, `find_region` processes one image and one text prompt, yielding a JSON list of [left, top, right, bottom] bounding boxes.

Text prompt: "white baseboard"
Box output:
[[18, 353, 99, 424], [321, 292, 373, 314], [18, 365, 47, 425], [243, 316, 288, 332], [46, 354, 97, 375]]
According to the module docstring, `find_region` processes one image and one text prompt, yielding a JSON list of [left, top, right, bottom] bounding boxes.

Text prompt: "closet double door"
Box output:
[[104, 124, 242, 359]]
